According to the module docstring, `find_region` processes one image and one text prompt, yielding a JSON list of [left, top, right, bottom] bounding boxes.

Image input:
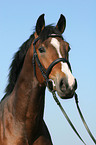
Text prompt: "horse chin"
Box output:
[[57, 90, 74, 99]]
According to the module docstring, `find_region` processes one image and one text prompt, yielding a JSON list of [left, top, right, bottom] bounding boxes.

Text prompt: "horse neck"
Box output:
[[12, 45, 46, 122]]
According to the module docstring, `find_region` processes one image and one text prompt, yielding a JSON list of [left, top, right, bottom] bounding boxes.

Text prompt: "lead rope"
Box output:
[[75, 93, 96, 144], [51, 90, 86, 145]]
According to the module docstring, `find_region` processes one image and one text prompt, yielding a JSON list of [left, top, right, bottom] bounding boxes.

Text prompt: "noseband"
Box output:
[[32, 34, 71, 85]]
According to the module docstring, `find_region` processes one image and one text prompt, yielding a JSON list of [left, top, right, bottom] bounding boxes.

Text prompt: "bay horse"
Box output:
[[0, 14, 77, 145]]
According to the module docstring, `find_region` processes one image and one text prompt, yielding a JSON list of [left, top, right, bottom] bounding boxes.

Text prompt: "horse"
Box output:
[[0, 14, 77, 145]]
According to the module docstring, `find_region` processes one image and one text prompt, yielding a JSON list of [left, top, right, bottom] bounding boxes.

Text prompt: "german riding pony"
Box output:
[[0, 14, 77, 145]]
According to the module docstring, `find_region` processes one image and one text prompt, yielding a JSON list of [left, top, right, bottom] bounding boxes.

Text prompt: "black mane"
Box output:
[[40, 25, 62, 41], [3, 25, 63, 98], [4, 34, 35, 97]]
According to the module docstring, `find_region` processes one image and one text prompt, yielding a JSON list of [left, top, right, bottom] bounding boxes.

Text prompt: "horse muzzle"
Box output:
[[47, 77, 77, 99]]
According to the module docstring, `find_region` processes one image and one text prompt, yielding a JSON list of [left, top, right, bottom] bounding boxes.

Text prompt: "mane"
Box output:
[[39, 25, 63, 41], [3, 25, 63, 100], [4, 34, 35, 98]]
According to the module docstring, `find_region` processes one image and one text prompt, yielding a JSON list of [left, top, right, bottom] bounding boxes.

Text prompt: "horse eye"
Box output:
[[38, 47, 46, 53]]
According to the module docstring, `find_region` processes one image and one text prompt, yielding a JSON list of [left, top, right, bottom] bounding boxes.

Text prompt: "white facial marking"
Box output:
[[51, 38, 75, 88], [51, 38, 62, 58], [61, 62, 75, 88]]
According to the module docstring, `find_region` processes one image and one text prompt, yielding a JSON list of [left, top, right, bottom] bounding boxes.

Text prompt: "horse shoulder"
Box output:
[[0, 95, 29, 145]]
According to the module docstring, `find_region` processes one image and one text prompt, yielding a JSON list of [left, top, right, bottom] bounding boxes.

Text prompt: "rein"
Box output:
[[74, 93, 96, 144], [32, 35, 96, 145], [52, 91, 96, 145]]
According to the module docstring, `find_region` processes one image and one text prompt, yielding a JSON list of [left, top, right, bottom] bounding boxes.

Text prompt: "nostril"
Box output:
[[74, 79, 77, 90], [60, 79, 68, 92]]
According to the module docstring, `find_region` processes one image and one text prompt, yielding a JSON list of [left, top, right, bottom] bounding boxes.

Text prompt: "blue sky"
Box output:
[[0, 0, 96, 145]]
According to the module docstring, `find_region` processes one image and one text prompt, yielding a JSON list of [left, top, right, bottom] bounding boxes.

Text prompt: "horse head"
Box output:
[[32, 14, 77, 99]]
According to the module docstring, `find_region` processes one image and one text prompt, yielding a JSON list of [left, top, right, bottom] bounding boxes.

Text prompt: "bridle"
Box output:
[[32, 35, 96, 145], [32, 34, 71, 87]]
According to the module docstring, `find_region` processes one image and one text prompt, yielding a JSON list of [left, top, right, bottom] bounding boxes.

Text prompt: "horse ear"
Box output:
[[36, 14, 45, 35], [56, 14, 66, 34]]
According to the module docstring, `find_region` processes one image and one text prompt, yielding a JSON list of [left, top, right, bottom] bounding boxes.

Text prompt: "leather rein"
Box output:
[[32, 35, 96, 145]]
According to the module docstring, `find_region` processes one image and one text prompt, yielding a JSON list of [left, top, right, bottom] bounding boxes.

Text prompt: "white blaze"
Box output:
[[50, 38, 75, 88]]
